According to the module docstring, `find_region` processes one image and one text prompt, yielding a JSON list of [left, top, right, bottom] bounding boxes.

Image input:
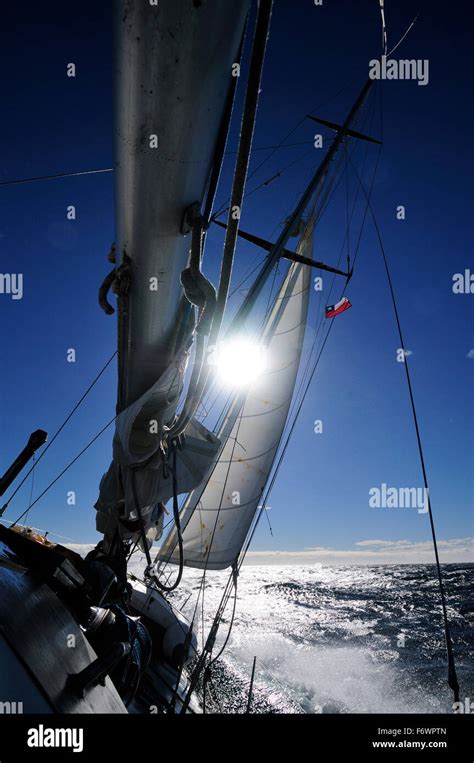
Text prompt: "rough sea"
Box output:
[[130, 560, 473, 714]]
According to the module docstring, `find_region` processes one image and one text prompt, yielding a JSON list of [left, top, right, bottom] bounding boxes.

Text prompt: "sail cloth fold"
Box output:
[[158, 216, 314, 570], [95, 351, 220, 548]]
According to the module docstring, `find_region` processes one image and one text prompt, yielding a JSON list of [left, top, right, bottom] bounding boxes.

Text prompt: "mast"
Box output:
[[230, 77, 375, 330]]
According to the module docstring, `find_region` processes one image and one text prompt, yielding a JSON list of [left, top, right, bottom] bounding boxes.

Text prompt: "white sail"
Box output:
[[158, 216, 314, 570], [114, 0, 250, 407]]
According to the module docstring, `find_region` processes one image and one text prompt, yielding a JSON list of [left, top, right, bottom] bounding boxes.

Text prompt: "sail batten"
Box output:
[[158, 215, 315, 571]]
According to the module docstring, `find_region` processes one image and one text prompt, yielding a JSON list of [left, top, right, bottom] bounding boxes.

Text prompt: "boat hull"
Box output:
[[0, 530, 200, 714], [0, 544, 127, 713]]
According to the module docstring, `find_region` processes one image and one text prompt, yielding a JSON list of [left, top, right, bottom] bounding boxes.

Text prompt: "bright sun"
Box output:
[[211, 337, 267, 387]]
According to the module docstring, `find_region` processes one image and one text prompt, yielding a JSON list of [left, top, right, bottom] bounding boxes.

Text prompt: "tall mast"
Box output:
[[230, 77, 375, 329]]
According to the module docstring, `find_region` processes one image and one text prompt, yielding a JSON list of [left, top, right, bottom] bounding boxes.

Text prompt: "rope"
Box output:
[[379, 2, 420, 59], [130, 469, 154, 571], [1, 351, 117, 515], [149, 444, 184, 593], [166, 211, 215, 439]]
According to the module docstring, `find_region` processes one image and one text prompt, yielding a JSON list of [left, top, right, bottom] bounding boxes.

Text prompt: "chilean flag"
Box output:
[[325, 297, 352, 319]]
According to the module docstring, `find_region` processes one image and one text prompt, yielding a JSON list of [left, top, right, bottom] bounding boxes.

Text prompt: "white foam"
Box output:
[[226, 632, 448, 714]]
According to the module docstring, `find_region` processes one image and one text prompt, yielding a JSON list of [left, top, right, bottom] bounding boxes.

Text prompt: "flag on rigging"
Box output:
[[325, 297, 352, 319]]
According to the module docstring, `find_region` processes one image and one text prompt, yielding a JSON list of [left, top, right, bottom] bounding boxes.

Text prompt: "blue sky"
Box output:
[[0, 0, 472, 562]]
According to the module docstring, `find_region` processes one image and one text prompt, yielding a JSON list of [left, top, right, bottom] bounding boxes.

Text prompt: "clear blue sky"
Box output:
[[0, 0, 472, 555]]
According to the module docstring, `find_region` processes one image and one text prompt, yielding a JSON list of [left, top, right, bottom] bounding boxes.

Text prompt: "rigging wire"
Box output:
[[172, 80, 416, 712], [221, 120, 366, 307], [344, 139, 350, 268], [0, 167, 113, 187], [313, 91, 377, 339], [0, 350, 118, 516], [22, 456, 36, 527], [0, 519, 80, 544], [212, 147, 316, 221], [292, 92, 378, 423], [200, 571, 238, 709], [346, 132, 460, 704], [387, 12, 420, 58], [212, 83, 356, 220], [249, 91, 375, 314], [226, 140, 314, 154], [11, 415, 117, 527], [126, 536, 141, 563]]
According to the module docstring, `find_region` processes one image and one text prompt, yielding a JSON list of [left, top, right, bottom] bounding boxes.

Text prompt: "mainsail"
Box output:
[[158, 212, 314, 570]]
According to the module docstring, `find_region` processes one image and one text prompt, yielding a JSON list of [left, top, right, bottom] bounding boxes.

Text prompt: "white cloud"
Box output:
[[467, 349, 474, 359], [354, 539, 411, 547], [241, 538, 473, 565]]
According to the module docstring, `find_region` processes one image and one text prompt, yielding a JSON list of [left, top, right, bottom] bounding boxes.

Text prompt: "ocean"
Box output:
[[128, 560, 473, 714]]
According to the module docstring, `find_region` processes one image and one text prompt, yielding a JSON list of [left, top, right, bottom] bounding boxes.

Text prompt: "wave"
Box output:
[[130, 557, 474, 713]]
